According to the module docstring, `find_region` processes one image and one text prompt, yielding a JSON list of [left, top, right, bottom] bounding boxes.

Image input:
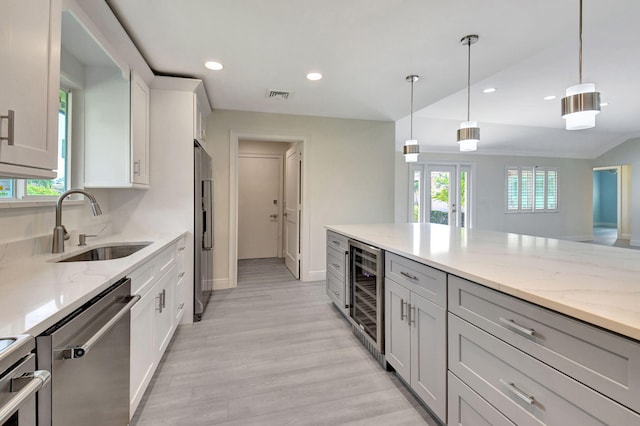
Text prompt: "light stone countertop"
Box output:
[[0, 231, 187, 337], [327, 223, 640, 341]]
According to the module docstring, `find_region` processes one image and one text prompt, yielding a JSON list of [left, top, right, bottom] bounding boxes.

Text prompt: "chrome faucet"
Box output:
[[52, 189, 103, 253]]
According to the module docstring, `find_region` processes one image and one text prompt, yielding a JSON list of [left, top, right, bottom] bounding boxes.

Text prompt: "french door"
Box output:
[[409, 163, 472, 228]]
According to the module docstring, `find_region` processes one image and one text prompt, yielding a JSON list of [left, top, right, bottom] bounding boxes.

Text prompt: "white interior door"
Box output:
[[238, 155, 281, 259], [284, 144, 301, 278]]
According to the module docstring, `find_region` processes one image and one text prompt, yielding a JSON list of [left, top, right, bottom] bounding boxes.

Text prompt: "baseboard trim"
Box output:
[[305, 269, 325, 282], [213, 277, 233, 290]]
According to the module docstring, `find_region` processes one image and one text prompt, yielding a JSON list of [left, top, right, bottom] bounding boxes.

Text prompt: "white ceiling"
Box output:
[[106, 0, 640, 158]]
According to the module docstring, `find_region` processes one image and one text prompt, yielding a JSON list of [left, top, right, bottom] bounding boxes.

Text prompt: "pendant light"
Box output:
[[457, 35, 479, 152], [561, 0, 600, 130], [403, 75, 420, 163]]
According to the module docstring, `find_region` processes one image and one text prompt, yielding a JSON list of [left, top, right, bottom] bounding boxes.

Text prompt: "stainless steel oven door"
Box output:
[[0, 352, 51, 426]]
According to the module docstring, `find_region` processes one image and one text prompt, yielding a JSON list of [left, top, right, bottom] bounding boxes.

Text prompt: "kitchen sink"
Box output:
[[55, 243, 152, 262]]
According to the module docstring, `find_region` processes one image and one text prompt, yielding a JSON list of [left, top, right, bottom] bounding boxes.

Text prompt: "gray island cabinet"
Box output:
[[325, 224, 640, 425]]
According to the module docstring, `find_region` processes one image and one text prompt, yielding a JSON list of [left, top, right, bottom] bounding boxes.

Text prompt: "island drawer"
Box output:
[[448, 372, 515, 426], [327, 231, 349, 253], [326, 245, 346, 282], [326, 268, 345, 308], [449, 314, 640, 425], [449, 275, 640, 412], [385, 252, 446, 308]]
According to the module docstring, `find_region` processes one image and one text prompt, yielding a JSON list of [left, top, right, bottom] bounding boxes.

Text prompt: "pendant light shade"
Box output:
[[404, 75, 420, 163], [561, 0, 601, 130], [457, 35, 479, 152]]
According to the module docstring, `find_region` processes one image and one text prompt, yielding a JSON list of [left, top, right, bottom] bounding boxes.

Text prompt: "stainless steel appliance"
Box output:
[[194, 141, 214, 321], [0, 335, 50, 426], [37, 278, 139, 425], [348, 239, 385, 366]]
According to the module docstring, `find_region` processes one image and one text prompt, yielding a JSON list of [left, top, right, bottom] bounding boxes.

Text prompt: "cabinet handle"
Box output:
[[499, 379, 535, 405], [178, 246, 185, 252], [400, 298, 407, 321], [332, 240, 340, 245], [1, 110, 15, 146], [162, 289, 166, 309], [400, 271, 418, 281], [178, 303, 184, 310], [157, 291, 165, 313], [408, 303, 416, 325], [331, 263, 340, 269], [134, 160, 141, 175], [499, 317, 535, 336], [178, 272, 185, 278]]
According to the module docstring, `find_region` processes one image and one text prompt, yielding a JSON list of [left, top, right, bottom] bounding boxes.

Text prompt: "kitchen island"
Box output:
[[327, 223, 640, 425]]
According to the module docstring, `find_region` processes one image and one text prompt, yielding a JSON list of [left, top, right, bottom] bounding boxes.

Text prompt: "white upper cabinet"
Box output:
[[60, 1, 150, 189], [0, 0, 61, 178], [130, 71, 150, 185]]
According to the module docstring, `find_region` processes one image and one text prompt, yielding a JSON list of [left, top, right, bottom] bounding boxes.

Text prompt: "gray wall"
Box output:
[[207, 109, 395, 285], [395, 151, 593, 240]]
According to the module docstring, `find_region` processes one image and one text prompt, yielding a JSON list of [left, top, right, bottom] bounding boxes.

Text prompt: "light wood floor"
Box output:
[[131, 258, 439, 425]]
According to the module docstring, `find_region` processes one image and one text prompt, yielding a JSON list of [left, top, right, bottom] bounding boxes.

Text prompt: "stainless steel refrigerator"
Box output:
[[194, 141, 213, 321]]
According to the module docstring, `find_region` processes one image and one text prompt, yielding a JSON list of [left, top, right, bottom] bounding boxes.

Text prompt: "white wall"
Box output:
[[593, 137, 640, 245], [207, 109, 395, 286], [394, 148, 594, 240]]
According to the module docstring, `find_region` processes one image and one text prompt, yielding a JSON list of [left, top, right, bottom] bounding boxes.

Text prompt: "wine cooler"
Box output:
[[348, 239, 384, 360]]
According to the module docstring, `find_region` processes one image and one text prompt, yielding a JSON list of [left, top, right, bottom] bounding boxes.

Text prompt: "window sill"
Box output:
[[0, 199, 85, 210]]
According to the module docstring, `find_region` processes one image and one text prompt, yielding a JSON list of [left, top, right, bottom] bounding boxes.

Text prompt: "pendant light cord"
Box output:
[[578, 0, 583, 84], [467, 39, 471, 121], [410, 78, 414, 139]]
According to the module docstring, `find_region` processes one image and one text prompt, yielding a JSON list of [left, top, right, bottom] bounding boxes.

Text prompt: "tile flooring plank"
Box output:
[[131, 258, 438, 426]]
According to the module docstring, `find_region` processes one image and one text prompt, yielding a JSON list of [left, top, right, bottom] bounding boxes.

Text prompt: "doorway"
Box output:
[[410, 162, 473, 227], [592, 165, 632, 246], [230, 134, 307, 287]]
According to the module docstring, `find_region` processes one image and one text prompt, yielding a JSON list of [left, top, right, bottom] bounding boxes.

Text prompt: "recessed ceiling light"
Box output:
[[483, 87, 496, 93], [544, 95, 556, 101], [600, 102, 609, 107], [306, 72, 323, 81], [205, 61, 223, 71]]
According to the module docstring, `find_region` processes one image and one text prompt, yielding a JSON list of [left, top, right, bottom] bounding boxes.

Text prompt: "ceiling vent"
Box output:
[[266, 90, 291, 100]]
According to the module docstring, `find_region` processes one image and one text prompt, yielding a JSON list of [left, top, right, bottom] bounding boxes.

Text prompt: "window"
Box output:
[[0, 89, 69, 201], [506, 166, 558, 213]]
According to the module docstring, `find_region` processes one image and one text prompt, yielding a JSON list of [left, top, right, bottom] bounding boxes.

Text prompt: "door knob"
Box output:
[[269, 214, 278, 219]]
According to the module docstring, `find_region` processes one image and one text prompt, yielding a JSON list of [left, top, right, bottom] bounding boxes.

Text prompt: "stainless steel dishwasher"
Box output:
[[36, 278, 140, 426], [0, 335, 50, 426]]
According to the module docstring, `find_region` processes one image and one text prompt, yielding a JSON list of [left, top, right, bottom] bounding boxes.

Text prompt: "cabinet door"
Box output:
[[410, 292, 447, 423], [0, 0, 60, 176], [385, 279, 411, 382], [131, 72, 149, 185], [130, 285, 156, 417], [154, 265, 175, 358]]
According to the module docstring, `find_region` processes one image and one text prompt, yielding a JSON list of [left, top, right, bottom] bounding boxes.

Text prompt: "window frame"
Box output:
[[505, 166, 559, 213]]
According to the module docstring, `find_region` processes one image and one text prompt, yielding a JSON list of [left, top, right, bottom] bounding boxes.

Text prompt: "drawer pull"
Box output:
[[331, 263, 341, 269], [499, 317, 535, 336], [500, 379, 535, 405], [332, 240, 340, 245], [400, 271, 418, 281], [400, 299, 407, 321]]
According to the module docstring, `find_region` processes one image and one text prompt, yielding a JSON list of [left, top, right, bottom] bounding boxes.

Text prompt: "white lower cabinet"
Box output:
[[385, 278, 446, 423], [129, 241, 180, 418]]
